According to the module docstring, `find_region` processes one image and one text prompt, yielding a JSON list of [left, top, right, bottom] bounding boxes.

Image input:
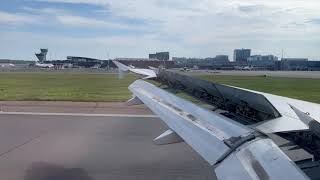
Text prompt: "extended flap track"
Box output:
[[214, 132, 263, 166], [156, 70, 281, 125]]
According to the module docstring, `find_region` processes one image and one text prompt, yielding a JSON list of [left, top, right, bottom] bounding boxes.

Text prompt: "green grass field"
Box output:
[[198, 75, 320, 104], [0, 72, 319, 103], [0, 73, 138, 102]]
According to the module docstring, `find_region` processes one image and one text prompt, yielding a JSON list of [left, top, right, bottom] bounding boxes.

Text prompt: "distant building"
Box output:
[[233, 49, 251, 63], [149, 52, 170, 61], [67, 56, 101, 62], [281, 58, 308, 61], [114, 58, 155, 61], [247, 55, 278, 67], [308, 61, 320, 71], [35, 48, 48, 62], [112, 59, 174, 69], [149, 54, 156, 59], [276, 58, 309, 70], [172, 57, 207, 67], [66, 56, 101, 68], [172, 55, 230, 69], [213, 55, 229, 65]]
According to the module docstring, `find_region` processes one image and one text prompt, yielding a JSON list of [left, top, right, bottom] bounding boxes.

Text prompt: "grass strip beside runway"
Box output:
[[0, 72, 319, 103], [0, 72, 137, 102]]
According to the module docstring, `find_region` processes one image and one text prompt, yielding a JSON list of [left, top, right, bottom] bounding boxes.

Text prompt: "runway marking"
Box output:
[[0, 111, 158, 118], [0, 133, 44, 158]]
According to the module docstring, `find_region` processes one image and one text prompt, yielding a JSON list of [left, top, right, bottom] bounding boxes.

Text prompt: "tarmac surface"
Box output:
[[0, 101, 310, 180], [0, 113, 215, 180]]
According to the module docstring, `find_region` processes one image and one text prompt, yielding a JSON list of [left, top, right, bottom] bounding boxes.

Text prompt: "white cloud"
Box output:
[[20, 5, 150, 31], [1, 28, 320, 61], [0, 11, 39, 25], [56, 14, 146, 30], [36, 0, 320, 43], [0, 31, 180, 59], [2, 0, 320, 59], [21, 6, 68, 15]]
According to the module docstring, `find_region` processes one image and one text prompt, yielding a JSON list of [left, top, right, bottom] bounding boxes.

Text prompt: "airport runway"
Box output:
[[0, 113, 215, 180]]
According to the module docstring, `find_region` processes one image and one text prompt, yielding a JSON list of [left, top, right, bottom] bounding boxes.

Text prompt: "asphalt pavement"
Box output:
[[0, 114, 215, 180]]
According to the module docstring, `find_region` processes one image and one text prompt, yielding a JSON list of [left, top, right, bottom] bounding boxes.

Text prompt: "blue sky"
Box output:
[[0, 0, 320, 60]]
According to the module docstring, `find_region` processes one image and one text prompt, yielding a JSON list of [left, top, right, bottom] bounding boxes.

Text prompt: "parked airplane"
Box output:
[[0, 63, 15, 68], [114, 61, 320, 179], [235, 66, 253, 71], [34, 62, 54, 68]]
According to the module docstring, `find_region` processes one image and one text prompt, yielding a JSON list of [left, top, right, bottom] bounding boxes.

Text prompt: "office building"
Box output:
[[277, 58, 309, 70], [247, 55, 278, 67], [308, 61, 320, 71], [213, 55, 229, 65], [149, 52, 170, 61], [233, 49, 251, 63], [66, 56, 101, 68]]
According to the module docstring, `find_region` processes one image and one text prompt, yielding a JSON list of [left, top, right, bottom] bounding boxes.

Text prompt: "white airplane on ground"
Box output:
[[34, 62, 54, 68], [114, 61, 320, 179], [0, 63, 15, 68], [235, 66, 253, 71]]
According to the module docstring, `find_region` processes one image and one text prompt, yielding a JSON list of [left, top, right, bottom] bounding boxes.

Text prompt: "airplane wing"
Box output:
[[113, 61, 157, 79], [128, 79, 308, 179], [117, 67, 320, 179]]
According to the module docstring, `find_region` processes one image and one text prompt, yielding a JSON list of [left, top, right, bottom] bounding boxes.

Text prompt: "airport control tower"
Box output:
[[35, 49, 48, 62]]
